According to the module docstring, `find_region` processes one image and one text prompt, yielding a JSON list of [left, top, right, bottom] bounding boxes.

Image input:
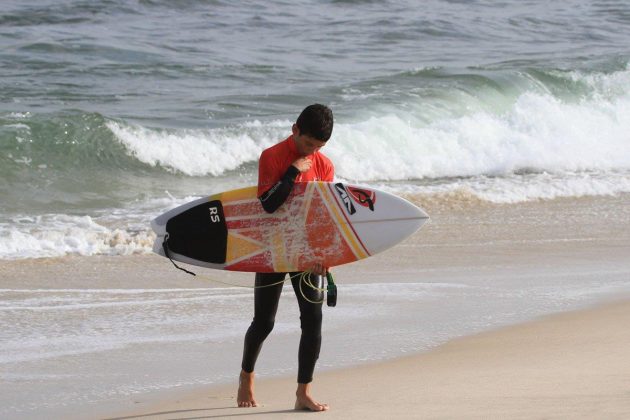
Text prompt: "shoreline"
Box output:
[[105, 298, 630, 420], [3, 193, 630, 419]]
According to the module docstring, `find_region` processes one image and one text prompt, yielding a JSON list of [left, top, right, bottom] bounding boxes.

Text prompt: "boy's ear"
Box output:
[[292, 124, 300, 137]]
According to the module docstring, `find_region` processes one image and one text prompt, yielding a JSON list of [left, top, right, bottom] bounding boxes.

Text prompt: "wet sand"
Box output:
[[2, 194, 630, 419], [107, 299, 630, 420], [102, 194, 630, 419]]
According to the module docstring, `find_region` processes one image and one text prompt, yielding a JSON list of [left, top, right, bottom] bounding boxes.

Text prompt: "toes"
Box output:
[[315, 402, 329, 411], [295, 397, 329, 412]]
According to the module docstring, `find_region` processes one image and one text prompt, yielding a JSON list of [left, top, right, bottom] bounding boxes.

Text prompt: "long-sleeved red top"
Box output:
[[257, 135, 334, 206]]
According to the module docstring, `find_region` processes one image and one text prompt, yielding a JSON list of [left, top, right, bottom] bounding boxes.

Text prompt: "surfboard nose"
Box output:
[[415, 205, 430, 229], [387, 192, 430, 222], [399, 197, 430, 236], [339, 185, 429, 256], [417, 205, 430, 220]]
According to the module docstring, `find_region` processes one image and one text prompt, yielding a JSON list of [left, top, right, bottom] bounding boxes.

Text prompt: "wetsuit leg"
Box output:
[[290, 272, 324, 384], [241, 272, 286, 373]]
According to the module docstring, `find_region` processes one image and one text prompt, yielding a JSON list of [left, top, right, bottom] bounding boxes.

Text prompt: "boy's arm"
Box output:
[[258, 165, 300, 213]]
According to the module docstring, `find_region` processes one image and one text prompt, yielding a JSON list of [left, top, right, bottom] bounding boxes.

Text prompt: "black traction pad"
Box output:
[[165, 200, 228, 264]]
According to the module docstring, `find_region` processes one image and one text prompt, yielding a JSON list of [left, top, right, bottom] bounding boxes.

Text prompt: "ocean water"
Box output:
[[2, 0, 630, 259], [2, 2, 630, 418]]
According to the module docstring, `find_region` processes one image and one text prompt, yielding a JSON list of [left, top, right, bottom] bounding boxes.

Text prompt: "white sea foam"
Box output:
[[107, 68, 630, 183], [329, 79, 630, 181], [2, 172, 629, 260], [0, 194, 202, 260], [104, 68, 630, 206], [0, 214, 154, 259], [2, 169, 629, 261], [376, 170, 630, 204], [107, 120, 289, 176], [4, 69, 629, 260], [7, 111, 31, 119]]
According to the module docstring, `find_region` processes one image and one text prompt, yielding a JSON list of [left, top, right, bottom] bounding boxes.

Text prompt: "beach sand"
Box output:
[[3, 194, 630, 419], [107, 299, 630, 420], [100, 194, 630, 420]]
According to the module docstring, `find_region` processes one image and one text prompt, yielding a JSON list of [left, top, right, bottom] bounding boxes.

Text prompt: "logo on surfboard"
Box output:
[[334, 184, 377, 214], [347, 187, 376, 211], [334, 183, 356, 215], [208, 206, 221, 223]]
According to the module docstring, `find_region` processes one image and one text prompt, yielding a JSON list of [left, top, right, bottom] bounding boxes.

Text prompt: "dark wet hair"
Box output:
[[296, 104, 334, 141]]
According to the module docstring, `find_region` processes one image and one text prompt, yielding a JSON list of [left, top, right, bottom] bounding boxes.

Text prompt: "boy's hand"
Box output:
[[292, 157, 312, 173], [310, 262, 327, 276]]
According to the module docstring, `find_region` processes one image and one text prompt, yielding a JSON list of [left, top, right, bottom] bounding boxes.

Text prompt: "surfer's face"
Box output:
[[292, 124, 327, 157]]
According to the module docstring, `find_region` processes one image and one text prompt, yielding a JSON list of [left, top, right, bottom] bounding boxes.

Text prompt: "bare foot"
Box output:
[[237, 370, 257, 408], [295, 383, 329, 412]]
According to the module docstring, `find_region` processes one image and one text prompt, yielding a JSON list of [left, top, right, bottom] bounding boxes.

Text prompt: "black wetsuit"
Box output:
[[241, 166, 324, 384], [241, 272, 323, 384]]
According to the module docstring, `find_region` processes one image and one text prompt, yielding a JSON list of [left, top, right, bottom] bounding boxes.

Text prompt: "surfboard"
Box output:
[[152, 182, 429, 273]]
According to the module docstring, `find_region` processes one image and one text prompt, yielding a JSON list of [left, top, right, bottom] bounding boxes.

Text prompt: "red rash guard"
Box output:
[[257, 135, 334, 213]]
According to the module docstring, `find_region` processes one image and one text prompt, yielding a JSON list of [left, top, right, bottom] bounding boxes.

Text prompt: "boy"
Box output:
[[237, 104, 334, 412]]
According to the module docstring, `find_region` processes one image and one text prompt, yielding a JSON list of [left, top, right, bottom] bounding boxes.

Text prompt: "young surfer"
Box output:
[[237, 104, 334, 412]]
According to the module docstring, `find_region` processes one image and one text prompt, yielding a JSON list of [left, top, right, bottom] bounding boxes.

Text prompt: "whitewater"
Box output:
[[3, 66, 630, 259], [1, 0, 630, 261]]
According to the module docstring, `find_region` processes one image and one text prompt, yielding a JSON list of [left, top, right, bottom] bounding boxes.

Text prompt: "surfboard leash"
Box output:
[[191, 270, 333, 306], [162, 235, 198, 276], [297, 271, 326, 305]]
